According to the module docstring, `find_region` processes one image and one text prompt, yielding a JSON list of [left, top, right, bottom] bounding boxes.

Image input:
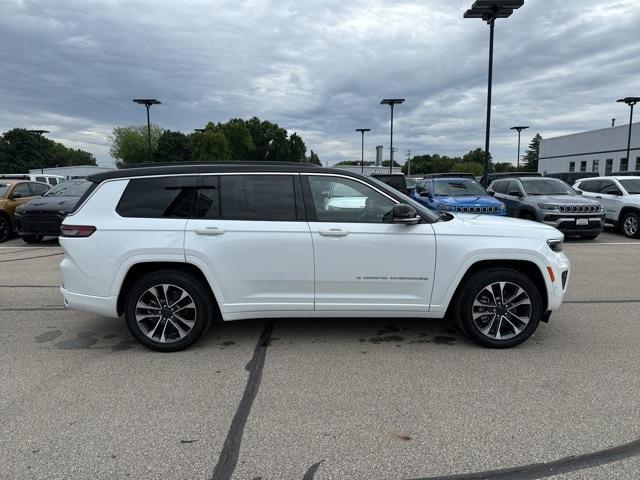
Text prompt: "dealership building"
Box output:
[[538, 122, 640, 176]]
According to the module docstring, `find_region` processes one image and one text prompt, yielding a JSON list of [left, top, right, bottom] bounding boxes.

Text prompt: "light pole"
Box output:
[[380, 98, 405, 174], [464, 1, 524, 181], [355, 128, 371, 173], [133, 98, 161, 162], [28, 129, 50, 173], [510, 126, 529, 171], [617, 97, 640, 168]]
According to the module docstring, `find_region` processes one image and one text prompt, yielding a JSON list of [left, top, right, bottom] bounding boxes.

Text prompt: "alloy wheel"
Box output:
[[472, 282, 532, 340], [623, 215, 638, 237], [135, 284, 197, 343]]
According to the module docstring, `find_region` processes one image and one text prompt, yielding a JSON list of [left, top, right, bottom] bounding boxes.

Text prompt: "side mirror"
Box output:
[[392, 204, 421, 225], [576, 190, 582, 195], [508, 190, 521, 197], [487, 190, 495, 196], [10, 193, 22, 199]]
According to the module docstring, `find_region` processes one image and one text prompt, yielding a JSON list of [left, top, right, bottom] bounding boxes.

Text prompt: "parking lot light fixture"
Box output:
[[28, 129, 50, 173], [194, 128, 206, 133], [133, 98, 161, 162], [380, 99, 405, 174], [464, 1, 524, 180], [510, 126, 529, 171], [617, 97, 640, 169], [355, 128, 371, 173]]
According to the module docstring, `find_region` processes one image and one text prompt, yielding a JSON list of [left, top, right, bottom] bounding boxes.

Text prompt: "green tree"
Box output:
[[307, 150, 321, 166], [287, 133, 306, 162], [0, 129, 96, 172], [493, 162, 518, 173], [521, 133, 542, 172], [109, 124, 163, 166], [219, 119, 254, 160], [155, 130, 191, 163], [190, 127, 230, 161]]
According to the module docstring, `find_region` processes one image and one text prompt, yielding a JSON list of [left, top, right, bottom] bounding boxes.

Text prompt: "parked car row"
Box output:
[[374, 172, 640, 240], [0, 177, 91, 243]]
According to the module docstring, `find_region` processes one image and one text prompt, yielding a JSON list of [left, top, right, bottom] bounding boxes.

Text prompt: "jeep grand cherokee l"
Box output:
[[59, 163, 570, 352]]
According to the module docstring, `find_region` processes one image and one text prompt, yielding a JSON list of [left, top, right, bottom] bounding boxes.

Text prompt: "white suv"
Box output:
[[573, 176, 640, 238], [59, 164, 570, 351]]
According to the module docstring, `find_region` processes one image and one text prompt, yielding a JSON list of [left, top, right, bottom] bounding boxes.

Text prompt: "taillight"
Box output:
[[60, 225, 96, 237]]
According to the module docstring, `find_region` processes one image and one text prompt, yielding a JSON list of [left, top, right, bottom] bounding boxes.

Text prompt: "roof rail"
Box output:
[[422, 173, 475, 179], [119, 161, 318, 169]]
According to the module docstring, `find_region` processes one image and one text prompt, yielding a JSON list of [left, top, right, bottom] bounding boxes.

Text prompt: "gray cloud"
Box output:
[[0, 0, 638, 166]]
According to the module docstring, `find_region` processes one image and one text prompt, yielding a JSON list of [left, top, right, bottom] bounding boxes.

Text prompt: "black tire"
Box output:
[[22, 235, 44, 244], [0, 216, 10, 243], [124, 270, 214, 352], [620, 212, 640, 239], [580, 233, 600, 240], [455, 268, 542, 348]]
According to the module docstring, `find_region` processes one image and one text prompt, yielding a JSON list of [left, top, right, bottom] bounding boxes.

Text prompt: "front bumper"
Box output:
[[15, 214, 64, 237], [541, 213, 605, 235]]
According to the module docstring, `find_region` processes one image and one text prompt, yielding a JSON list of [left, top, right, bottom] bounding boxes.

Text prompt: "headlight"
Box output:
[[547, 238, 564, 253], [538, 203, 560, 211], [438, 204, 456, 212]]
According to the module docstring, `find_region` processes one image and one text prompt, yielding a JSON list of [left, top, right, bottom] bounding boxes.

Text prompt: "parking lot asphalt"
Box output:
[[1, 230, 639, 480]]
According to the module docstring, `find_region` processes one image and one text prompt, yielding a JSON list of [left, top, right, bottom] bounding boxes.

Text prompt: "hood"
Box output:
[[530, 194, 599, 205], [434, 212, 561, 239], [435, 196, 503, 207], [16, 196, 80, 213]]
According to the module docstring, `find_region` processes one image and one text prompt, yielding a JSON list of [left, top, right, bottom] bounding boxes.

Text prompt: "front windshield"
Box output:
[[0, 183, 10, 197], [521, 179, 576, 195], [619, 179, 640, 194], [434, 179, 488, 196], [368, 176, 440, 221], [44, 180, 91, 197]]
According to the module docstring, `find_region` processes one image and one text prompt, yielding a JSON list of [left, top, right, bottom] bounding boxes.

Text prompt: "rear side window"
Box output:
[[49, 178, 58, 186], [117, 176, 197, 218], [219, 175, 297, 221], [36, 176, 46, 183]]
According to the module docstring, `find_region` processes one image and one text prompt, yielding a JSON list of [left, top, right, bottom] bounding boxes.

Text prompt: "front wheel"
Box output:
[[456, 269, 542, 348], [0, 216, 10, 243], [124, 270, 213, 352], [621, 212, 640, 239]]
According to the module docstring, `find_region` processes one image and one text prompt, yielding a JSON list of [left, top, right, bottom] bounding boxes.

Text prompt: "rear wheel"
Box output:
[[455, 268, 542, 348], [621, 212, 640, 239], [22, 235, 44, 244], [124, 270, 213, 352]]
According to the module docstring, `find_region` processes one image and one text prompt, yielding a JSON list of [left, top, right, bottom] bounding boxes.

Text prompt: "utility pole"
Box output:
[[406, 149, 411, 176]]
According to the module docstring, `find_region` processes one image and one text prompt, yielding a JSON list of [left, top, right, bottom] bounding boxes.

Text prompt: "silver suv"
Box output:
[[488, 176, 604, 239], [573, 176, 640, 238]]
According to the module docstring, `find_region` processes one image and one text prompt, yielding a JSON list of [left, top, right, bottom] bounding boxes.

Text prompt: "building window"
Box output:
[[605, 159, 613, 175], [569, 161, 575, 172], [620, 158, 628, 172], [636, 157, 640, 171], [592, 159, 600, 173], [580, 161, 587, 172]]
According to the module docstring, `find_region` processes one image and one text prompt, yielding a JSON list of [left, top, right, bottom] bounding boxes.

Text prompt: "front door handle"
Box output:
[[319, 229, 349, 237], [595, 196, 602, 199], [195, 227, 226, 236]]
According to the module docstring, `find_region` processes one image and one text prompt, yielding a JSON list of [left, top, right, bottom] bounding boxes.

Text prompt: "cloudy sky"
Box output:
[[0, 0, 638, 167]]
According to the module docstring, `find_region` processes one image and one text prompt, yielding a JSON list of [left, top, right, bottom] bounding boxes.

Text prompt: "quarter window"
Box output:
[[307, 176, 395, 223], [219, 175, 297, 221], [194, 175, 220, 219], [116, 176, 197, 218]]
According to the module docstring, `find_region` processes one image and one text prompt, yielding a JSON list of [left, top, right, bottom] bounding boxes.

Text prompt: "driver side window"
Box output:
[[307, 176, 395, 223]]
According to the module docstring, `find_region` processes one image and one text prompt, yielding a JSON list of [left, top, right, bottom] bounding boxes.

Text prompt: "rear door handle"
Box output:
[[595, 196, 602, 199], [319, 229, 349, 237], [195, 227, 226, 236]]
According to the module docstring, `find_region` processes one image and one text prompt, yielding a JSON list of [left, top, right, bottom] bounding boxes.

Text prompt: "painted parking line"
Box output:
[[565, 242, 640, 246]]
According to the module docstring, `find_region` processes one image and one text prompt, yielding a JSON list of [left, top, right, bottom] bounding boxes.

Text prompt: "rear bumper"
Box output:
[[60, 287, 119, 318]]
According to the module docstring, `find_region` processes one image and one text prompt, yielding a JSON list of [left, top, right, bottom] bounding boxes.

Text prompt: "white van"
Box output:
[[0, 173, 65, 186]]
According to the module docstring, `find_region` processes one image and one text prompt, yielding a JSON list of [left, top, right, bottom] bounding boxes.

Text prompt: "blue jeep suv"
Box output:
[[411, 175, 507, 215]]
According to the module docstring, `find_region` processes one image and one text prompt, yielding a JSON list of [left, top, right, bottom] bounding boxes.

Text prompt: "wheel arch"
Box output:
[[445, 259, 549, 317], [116, 261, 219, 317], [518, 206, 538, 220], [619, 206, 640, 220]]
